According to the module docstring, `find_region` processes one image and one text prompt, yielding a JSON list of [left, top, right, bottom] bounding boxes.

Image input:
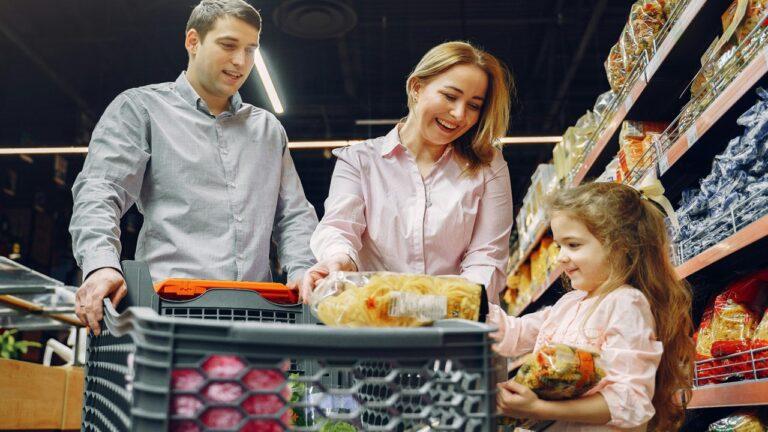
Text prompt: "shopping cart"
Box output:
[[81, 262, 499, 431], [81, 261, 311, 432]]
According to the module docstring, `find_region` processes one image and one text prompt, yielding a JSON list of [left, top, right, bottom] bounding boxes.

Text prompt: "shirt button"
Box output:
[[235, 215, 243, 222]]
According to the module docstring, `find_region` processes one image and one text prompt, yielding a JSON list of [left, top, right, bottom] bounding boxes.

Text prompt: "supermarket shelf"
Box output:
[[508, 222, 550, 276], [507, 0, 717, 276], [510, 267, 564, 317], [688, 380, 768, 409], [676, 214, 768, 279], [570, 0, 708, 186], [659, 46, 768, 175]]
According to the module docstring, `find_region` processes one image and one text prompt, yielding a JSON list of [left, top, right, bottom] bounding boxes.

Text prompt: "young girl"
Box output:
[[301, 41, 515, 303], [489, 182, 694, 431]]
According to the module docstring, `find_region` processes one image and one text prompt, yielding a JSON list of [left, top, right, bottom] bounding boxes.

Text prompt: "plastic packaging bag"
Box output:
[[709, 270, 768, 381], [753, 307, 768, 379], [707, 411, 766, 432], [309, 272, 487, 327], [513, 343, 605, 400], [592, 91, 617, 121]]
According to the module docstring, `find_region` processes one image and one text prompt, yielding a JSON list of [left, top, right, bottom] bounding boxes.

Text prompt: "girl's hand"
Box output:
[[496, 380, 545, 419]]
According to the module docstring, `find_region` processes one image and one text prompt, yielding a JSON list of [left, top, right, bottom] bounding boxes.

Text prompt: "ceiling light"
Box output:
[[0, 136, 560, 156], [354, 119, 400, 126], [0, 147, 88, 155], [254, 48, 284, 114]]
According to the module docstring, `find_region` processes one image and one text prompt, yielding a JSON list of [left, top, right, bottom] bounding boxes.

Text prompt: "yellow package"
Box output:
[[310, 272, 487, 327]]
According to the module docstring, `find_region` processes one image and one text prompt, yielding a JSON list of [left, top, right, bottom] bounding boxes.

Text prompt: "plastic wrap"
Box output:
[[605, 0, 668, 92], [707, 270, 768, 381], [707, 411, 766, 432], [513, 343, 605, 400], [605, 43, 628, 92], [618, 121, 668, 178], [592, 91, 617, 121], [309, 272, 486, 327], [754, 307, 768, 378]]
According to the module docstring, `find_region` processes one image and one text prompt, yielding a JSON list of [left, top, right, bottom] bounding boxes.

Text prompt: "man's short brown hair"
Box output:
[[186, 0, 262, 41]]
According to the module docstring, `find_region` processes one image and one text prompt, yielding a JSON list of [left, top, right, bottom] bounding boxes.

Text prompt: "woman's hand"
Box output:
[[299, 253, 357, 303], [486, 304, 509, 351], [496, 380, 545, 419]]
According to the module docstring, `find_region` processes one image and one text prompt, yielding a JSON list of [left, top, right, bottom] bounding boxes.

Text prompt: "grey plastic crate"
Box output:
[[101, 299, 497, 432], [82, 261, 311, 432]]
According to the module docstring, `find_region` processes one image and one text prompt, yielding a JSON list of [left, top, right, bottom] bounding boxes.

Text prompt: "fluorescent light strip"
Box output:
[[0, 136, 561, 155], [0, 147, 88, 155], [254, 48, 284, 114], [355, 119, 401, 126]]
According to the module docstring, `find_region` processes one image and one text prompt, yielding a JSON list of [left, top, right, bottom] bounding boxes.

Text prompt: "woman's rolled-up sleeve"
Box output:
[[310, 147, 367, 264]]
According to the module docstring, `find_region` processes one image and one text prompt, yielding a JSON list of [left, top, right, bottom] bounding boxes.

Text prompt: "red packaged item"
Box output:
[[695, 301, 724, 385], [752, 307, 768, 378], [709, 270, 768, 381]]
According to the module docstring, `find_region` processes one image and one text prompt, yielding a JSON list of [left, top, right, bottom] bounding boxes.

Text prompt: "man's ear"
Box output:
[[185, 29, 200, 57]]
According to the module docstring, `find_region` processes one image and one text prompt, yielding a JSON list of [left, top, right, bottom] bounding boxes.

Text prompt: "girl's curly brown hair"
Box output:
[[549, 182, 694, 431]]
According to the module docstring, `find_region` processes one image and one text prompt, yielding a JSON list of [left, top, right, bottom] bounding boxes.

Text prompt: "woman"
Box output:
[[301, 41, 515, 304]]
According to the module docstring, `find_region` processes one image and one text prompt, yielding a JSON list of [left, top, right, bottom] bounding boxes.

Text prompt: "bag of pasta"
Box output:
[[753, 306, 768, 378], [707, 411, 766, 432], [513, 343, 605, 400], [710, 270, 768, 380], [309, 272, 488, 327]]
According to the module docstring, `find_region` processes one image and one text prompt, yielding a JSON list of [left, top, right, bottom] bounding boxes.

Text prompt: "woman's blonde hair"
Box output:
[[405, 41, 515, 174], [549, 182, 693, 431]]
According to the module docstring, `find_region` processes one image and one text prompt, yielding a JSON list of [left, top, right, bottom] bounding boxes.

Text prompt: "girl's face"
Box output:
[[410, 64, 488, 147], [551, 211, 611, 296]]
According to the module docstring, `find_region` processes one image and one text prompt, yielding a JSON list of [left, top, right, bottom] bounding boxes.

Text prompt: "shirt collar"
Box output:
[[379, 126, 403, 157], [175, 71, 243, 114], [380, 124, 455, 164]]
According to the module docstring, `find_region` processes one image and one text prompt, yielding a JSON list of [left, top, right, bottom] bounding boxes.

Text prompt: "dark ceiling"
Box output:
[[0, 0, 632, 224]]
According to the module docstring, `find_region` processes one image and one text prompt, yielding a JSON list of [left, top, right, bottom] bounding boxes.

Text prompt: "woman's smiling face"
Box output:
[[410, 63, 488, 147]]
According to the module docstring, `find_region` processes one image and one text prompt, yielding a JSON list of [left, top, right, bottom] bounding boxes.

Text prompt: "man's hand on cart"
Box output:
[[299, 253, 357, 303], [75, 267, 128, 335]]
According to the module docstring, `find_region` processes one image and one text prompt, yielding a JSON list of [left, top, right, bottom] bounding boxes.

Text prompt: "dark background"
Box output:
[[0, 0, 632, 282]]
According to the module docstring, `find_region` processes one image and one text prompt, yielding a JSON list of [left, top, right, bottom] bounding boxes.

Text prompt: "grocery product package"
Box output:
[[705, 270, 768, 381], [513, 343, 605, 400], [618, 121, 668, 179], [722, 0, 768, 45], [309, 272, 488, 327], [707, 411, 766, 432], [605, 0, 670, 92], [754, 306, 768, 378], [592, 90, 617, 121]]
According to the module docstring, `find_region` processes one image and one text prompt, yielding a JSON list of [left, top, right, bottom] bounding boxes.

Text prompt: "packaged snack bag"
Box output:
[[706, 411, 766, 432], [752, 306, 768, 378], [513, 343, 605, 400], [309, 272, 487, 327], [709, 269, 768, 381]]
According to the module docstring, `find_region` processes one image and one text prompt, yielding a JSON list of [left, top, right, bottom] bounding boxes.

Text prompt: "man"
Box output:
[[70, 0, 318, 335]]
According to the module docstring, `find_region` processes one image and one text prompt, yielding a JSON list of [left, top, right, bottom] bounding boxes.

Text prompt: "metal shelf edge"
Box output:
[[688, 379, 768, 408], [662, 45, 768, 175], [676, 214, 768, 279]]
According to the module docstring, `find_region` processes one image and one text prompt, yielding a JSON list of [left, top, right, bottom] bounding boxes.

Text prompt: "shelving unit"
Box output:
[[688, 380, 768, 409], [676, 214, 768, 279], [504, 0, 768, 423], [504, 0, 742, 316]]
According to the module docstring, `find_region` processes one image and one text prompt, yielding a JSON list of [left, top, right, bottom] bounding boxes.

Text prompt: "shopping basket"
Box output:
[[81, 264, 499, 431], [81, 261, 310, 432]]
